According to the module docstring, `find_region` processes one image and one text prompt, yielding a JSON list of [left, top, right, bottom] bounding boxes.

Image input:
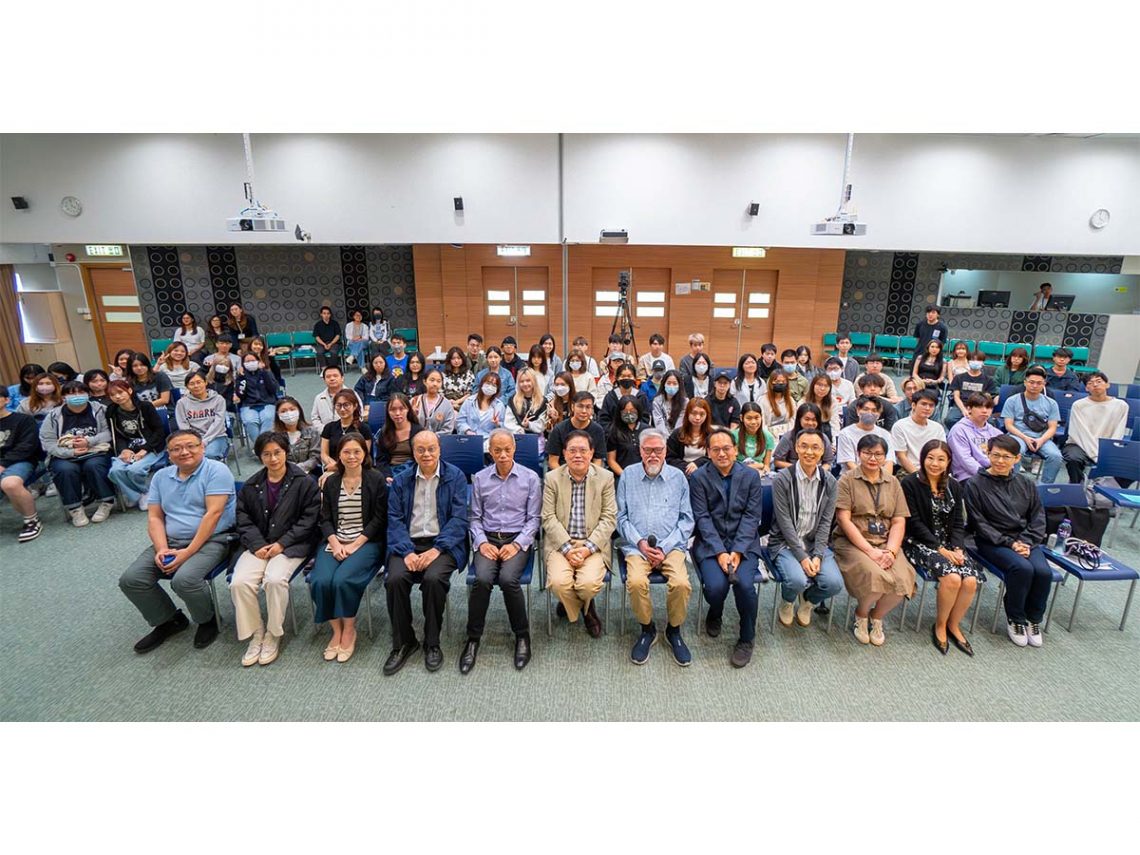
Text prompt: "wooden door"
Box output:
[[513, 267, 548, 349], [86, 267, 148, 367], [709, 269, 745, 366], [590, 266, 670, 360], [739, 269, 777, 355], [482, 267, 516, 346]]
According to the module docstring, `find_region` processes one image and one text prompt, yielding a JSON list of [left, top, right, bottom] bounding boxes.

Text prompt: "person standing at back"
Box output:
[[1028, 283, 1052, 311], [912, 305, 949, 356]]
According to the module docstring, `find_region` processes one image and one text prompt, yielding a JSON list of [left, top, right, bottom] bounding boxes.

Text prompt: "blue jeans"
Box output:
[[697, 555, 759, 643], [205, 437, 229, 461], [347, 340, 369, 366], [1012, 435, 1062, 484], [240, 405, 276, 446], [974, 541, 1052, 624], [108, 452, 160, 505], [49, 454, 115, 509], [774, 547, 844, 604], [1, 460, 42, 486]]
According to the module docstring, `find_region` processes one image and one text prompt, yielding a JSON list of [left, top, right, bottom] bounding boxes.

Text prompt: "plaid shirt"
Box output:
[[561, 471, 598, 555]]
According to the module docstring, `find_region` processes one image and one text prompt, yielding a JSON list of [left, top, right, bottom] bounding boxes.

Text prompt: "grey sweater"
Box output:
[[174, 388, 228, 444], [767, 462, 838, 563]]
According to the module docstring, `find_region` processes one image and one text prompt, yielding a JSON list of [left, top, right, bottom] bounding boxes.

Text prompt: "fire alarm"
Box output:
[[65, 253, 76, 263]]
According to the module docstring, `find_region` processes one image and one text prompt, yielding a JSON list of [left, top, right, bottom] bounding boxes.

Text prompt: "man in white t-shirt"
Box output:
[[637, 333, 675, 377], [890, 388, 947, 474], [822, 357, 857, 417], [836, 395, 895, 476], [1062, 371, 1129, 484]]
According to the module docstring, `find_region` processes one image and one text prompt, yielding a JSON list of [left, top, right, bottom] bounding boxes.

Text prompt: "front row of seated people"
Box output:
[[107, 414, 1057, 673]]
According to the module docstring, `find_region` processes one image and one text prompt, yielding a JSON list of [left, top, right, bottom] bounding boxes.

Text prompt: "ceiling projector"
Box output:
[[227, 207, 286, 232], [812, 219, 867, 236]]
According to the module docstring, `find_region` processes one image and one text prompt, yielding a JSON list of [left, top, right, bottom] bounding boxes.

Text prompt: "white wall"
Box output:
[[0, 134, 561, 244], [3, 133, 1139, 254], [562, 134, 1140, 253], [1098, 314, 1140, 383]]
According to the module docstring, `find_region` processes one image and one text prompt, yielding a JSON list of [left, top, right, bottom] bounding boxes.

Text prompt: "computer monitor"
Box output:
[[1047, 295, 1076, 311], [977, 290, 1011, 308]]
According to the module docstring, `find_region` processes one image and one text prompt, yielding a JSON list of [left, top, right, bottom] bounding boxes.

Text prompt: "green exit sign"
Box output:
[[85, 245, 123, 257]]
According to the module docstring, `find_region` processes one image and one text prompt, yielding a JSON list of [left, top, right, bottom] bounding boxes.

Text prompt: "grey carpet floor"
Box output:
[[3, 371, 1138, 721]]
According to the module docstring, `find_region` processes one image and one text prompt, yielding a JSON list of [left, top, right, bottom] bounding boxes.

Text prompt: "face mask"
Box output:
[[618, 378, 634, 389], [279, 410, 300, 425], [569, 361, 582, 371], [552, 384, 570, 397], [770, 383, 787, 393], [826, 369, 842, 380], [968, 361, 984, 371], [621, 412, 638, 425], [481, 384, 497, 397], [858, 412, 878, 426], [783, 363, 797, 373], [664, 384, 679, 396], [243, 361, 260, 372], [373, 315, 383, 322], [694, 364, 708, 376], [37, 384, 55, 395], [214, 362, 230, 374], [66, 394, 89, 407]]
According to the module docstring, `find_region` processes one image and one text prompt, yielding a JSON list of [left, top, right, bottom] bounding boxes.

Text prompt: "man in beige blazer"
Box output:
[[542, 429, 616, 638]]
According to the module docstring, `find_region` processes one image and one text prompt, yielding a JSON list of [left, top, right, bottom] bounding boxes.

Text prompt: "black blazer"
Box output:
[[236, 463, 321, 558], [319, 468, 388, 548], [900, 472, 966, 551]]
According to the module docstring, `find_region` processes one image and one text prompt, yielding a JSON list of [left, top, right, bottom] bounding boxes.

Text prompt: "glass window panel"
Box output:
[[486, 290, 510, 301], [749, 292, 771, 304], [638, 291, 665, 302], [712, 307, 736, 319], [522, 304, 545, 315], [747, 308, 770, 319], [636, 306, 665, 317], [487, 305, 510, 316], [522, 290, 545, 301], [104, 311, 144, 323], [595, 291, 619, 302], [595, 306, 620, 317], [101, 295, 140, 307], [713, 293, 737, 304]]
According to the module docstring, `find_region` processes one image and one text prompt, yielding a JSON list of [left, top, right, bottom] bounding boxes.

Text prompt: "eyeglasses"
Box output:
[[565, 447, 591, 456], [168, 444, 201, 454], [334, 402, 355, 410], [860, 451, 886, 460], [988, 452, 1018, 462], [641, 447, 666, 456]]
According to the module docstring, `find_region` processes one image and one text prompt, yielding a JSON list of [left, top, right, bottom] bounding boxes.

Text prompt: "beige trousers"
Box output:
[[546, 539, 607, 622], [624, 550, 691, 628], [230, 551, 305, 639]]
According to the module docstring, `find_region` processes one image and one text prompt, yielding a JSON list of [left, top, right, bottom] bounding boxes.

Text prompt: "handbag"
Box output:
[[1044, 505, 1111, 546]]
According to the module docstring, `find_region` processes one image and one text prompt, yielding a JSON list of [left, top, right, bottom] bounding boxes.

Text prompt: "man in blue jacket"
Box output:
[[690, 427, 766, 668], [384, 430, 470, 675]]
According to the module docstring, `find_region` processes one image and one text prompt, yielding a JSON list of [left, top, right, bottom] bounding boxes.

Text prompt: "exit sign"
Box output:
[[85, 245, 123, 257]]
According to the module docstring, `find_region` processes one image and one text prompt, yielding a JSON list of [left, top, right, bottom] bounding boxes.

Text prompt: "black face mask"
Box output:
[[618, 379, 635, 389], [771, 384, 787, 393]]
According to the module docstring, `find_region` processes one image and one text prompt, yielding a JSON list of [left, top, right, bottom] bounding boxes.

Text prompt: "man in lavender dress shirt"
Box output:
[[461, 429, 542, 674]]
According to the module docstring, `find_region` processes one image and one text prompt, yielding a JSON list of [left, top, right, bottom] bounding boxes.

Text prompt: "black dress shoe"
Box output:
[[424, 645, 444, 672], [931, 624, 949, 656], [948, 629, 974, 657], [555, 601, 568, 620], [730, 641, 753, 668], [383, 640, 420, 676], [583, 600, 603, 638], [193, 617, 219, 649], [133, 610, 189, 653], [459, 639, 479, 675], [705, 614, 722, 638], [514, 634, 531, 670]]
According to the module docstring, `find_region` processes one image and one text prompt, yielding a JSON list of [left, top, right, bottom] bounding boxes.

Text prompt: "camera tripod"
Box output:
[[611, 271, 639, 360]]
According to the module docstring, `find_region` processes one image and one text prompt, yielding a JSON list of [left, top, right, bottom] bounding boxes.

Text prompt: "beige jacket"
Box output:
[[542, 463, 617, 569]]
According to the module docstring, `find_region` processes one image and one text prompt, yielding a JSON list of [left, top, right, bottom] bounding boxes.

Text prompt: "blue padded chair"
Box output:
[[966, 543, 1064, 634], [438, 433, 485, 480], [513, 433, 544, 478], [696, 482, 773, 635], [1051, 391, 1087, 441], [195, 479, 244, 628], [1086, 439, 1140, 544], [1038, 483, 1138, 631], [996, 384, 1023, 411]]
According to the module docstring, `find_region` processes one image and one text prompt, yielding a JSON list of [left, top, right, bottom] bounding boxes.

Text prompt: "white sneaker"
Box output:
[[795, 593, 813, 627], [69, 507, 90, 527], [778, 600, 795, 626], [44, 482, 58, 498], [241, 630, 264, 667], [869, 618, 886, 646], [1026, 622, 1044, 648], [258, 632, 281, 665], [1007, 620, 1028, 647], [853, 616, 870, 644], [90, 501, 114, 523]]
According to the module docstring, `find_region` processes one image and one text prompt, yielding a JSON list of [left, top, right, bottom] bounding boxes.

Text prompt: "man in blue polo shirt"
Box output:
[[118, 428, 237, 653]]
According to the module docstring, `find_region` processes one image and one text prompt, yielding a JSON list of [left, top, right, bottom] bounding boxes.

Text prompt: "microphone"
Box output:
[[726, 557, 738, 585], [647, 535, 657, 549]]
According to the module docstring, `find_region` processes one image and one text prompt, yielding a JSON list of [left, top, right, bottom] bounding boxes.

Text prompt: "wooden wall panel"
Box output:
[[411, 245, 444, 354], [414, 243, 844, 363]]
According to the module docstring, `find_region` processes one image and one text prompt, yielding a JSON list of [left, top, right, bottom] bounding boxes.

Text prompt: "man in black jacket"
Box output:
[[912, 305, 949, 356], [0, 384, 44, 542], [707, 370, 741, 429], [963, 434, 1050, 649]]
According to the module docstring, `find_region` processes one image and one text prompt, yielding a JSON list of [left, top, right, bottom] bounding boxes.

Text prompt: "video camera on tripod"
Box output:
[[612, 270, 638, 357]]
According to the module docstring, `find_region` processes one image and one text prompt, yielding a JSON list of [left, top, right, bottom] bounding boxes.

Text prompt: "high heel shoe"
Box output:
[[336, 638, 356, 663], [323, 644, 340, 661], [948, 628, 974, 657], [931, 625, 949, 655]]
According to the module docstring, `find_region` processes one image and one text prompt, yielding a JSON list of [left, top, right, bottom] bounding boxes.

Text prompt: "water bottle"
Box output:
[[1056, 518, 1072, 551]]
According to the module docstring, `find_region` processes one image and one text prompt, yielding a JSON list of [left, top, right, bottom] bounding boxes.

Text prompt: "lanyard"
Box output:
[[863, 478, 883, 514]]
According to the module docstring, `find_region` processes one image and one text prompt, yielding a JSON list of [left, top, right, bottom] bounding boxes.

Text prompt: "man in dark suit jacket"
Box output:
[[689, 427, 765, 668], [384, 430, 470, 675]]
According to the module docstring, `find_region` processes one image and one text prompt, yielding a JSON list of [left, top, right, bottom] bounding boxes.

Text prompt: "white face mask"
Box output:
[[243, 361, 259, 372], [552, 384, 570, 397], [481, 384, 498, 397], [568, 361, 582, 371], [968, 361, 984, 371], [694, 363, 708, 376], [214, 362, 230, 374], [826, 369, 842, 380], [664, 384, 679, 396], [279, 410, 300, 425], [783, 363, 798, 373]]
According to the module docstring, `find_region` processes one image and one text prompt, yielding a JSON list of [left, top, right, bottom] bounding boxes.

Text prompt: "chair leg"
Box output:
[[898, 597, 908, 631], [1121, 579, 1136, 631], [845, 593, 853, 630], [969, 584, 981, 634], [914, 579, 930, 633], [1045, 580, 1061, 632], [620, 585, 627, 637], [288, 590, 297, 636], [770, 583, 779, 632], [363, 583, 373, 639], [826, 597, 834, 633], [210, 577, 223, 627], [991, 580, 1005, 633], [1066, 579, 1084, 632], [604, 577, 611, 635]]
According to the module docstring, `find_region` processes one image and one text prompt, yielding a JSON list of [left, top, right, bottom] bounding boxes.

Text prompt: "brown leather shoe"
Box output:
[[583, 600, 603, 638]]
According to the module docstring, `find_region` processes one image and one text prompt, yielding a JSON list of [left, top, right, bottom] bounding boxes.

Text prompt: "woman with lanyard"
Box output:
[[410, 367, 457, 435], [759, 368, 796, 441], [105, 379, 166, 509], [733, 353, 765, 407], [833, 433, 915, 647], [503, 368, 548, 437]]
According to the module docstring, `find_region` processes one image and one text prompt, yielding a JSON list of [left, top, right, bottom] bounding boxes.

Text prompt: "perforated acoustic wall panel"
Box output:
[[130, 245, 417, 342]]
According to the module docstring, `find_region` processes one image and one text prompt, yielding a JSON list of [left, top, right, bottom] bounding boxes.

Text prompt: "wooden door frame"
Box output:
[[79, 262, 139, 369]]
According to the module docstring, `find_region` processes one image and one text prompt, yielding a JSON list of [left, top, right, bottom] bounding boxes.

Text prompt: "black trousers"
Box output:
[[466, 533, 530, 640], [1063, 443, 1132, 488], [386, 538, 457, 649]]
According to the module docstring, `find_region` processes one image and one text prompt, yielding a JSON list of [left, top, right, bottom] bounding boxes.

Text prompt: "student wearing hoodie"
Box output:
[[963, 434, 1050, 649], [40, 381, 116, 527], [175, 371, 229, 460], [946, 393, 1003, 481]]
